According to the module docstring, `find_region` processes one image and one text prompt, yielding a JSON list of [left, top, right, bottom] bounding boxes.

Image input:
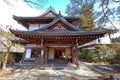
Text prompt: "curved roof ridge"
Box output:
[[59, 17, 81, 30], [38, 6, 58, 17], [33, 16, 81, 32], [33, 18, 60, 31]]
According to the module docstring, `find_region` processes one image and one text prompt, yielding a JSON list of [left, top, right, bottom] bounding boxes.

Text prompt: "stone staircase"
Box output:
[[48, 59, 68, 66], [40, 59, 77, 70], [22, 59, 35, 64]]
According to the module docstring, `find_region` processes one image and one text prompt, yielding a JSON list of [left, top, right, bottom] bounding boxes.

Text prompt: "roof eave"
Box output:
[[10, 29, 107, 36]]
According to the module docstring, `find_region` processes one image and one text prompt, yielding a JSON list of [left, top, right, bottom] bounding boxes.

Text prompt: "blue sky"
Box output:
[[41, 0, 70, 16], [0, 0, 70, 30], [0, 0, 119, 32]]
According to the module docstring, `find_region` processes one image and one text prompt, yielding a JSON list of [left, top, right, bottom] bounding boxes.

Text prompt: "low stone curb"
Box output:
[[90, 65, 120, 80]]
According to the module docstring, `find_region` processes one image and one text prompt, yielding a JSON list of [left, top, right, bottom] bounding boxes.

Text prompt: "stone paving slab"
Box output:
[[0, 62, 103, 80], [85, 62, 120, 80]]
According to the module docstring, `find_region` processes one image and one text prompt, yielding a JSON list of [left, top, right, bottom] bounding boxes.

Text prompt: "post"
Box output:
[[35, 44, 39, 64], [46, 47, 49, 64], [75, 48, 79, 67], [40, 39, 44, 66], [43, 45, 47, 64], [110, 74, 116, 80], [75, 39, 80, 67], [71, 47, 75, 64]]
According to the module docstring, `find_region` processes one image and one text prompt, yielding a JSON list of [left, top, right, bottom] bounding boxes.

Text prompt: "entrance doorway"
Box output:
[[54, 48, 66, 59]]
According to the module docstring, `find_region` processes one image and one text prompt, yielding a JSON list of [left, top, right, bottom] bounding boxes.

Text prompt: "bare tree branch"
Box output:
[[101, 0, 117, 28], [66, 0, 120, 28], [0, 40, 8, 49], [24, 0, 47, 9]]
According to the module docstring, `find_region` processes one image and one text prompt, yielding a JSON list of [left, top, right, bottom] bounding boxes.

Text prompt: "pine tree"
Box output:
[[80, 4, 94, 30]]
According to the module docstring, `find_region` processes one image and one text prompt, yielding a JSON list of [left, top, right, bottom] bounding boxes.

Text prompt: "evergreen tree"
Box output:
[[65, 0, 120, 28], [80, 4, 94, 30]]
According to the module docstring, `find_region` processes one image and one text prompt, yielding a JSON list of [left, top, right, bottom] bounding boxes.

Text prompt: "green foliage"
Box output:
[[13, 52, 23, 63], [65, 0, 120, 27], [107, 43, 120, 64], [7, 53, 14, 65], [78, 43, 120, 64], [0, 52, 14, 66], [80, 4, 94, 30], [65, 0, 95, 16], [0, 26, 14, 70], [0, 52, 6, 62], [96, 45, 117, 63], [78, 49, 88, 59]]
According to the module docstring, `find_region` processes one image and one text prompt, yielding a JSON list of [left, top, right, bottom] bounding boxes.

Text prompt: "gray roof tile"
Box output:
[[33, 17, 81, 32]]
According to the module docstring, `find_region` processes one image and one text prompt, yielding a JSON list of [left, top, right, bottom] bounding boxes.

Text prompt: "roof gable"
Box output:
[[34, 17, 81, 31], [49, 22, 68, 30], [39, 7, 58, 17]]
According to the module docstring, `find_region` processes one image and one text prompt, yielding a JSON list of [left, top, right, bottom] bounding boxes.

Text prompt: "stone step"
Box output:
[[48, 59, 69, 64], [22, 59, 35, 64]]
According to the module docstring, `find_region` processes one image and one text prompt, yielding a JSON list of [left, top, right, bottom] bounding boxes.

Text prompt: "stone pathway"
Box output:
[[86, 62, 120, 79], [0, 62, 102, 80]]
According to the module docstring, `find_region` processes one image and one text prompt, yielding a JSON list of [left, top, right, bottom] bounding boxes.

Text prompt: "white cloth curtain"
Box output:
[[25, 48, 31, 58]]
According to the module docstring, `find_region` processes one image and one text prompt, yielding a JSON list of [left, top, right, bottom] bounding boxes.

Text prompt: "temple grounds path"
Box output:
[[0, 61, 103, 80]]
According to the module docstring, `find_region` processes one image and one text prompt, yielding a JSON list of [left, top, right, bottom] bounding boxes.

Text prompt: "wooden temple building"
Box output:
[[10, 7, 109, 67]]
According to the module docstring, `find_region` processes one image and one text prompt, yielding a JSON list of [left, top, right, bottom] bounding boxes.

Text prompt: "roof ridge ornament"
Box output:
[[59, 11, 61, 15], [58, 11, 66, 21], [58, 11, 62, 17], [48, 6, 55, 12]]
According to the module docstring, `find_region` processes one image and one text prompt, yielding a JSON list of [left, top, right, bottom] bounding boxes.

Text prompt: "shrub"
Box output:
[[78, 43, 120, 64], [7, 53, 14, 66], [78, 49, 88, 59]]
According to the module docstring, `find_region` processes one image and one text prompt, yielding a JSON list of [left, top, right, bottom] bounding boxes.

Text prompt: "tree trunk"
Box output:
[[2, 49, 10, 70]]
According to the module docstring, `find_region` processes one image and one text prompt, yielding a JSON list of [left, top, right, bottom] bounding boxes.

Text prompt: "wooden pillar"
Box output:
[[21, 48, 26, 63], [75, 47, 79, 67], [35, 44, 39, 63], [46, 47, 49, 64], [75, 39, 80, 67], [44, 45, 47, 64], [71, 47, 75, 64], [40, 39, 44, 66]]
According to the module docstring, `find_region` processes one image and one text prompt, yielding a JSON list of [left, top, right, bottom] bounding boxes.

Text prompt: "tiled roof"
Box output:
[[38, 6, 58, 17], [10, 29, 107, 36], [13, 15, 79, 21], [33, 17, 81, 31], [13, 15, 79, 29], [10, 15, 109, 36]]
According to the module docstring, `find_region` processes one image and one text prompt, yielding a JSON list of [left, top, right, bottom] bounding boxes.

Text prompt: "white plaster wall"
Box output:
[[78, 33, 111, 48], [29, 24, 46, 31], [29, 24, 40, 31], [40, 24, 46, 27], [97, 33, 111, 44]]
